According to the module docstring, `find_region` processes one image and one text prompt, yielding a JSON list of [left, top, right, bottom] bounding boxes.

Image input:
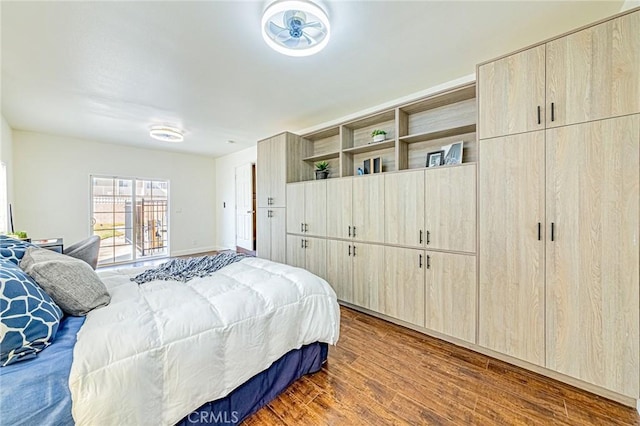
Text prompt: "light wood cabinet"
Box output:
[[425, 252, 476, 344], [257, 134, 286, 208], [383, 246, 425, 327], [425, 164, 476, 252], [545, 115, 640, 397], [286, 181, 327, 237], [256, 207, 286, 264], [326, 178, 352, 239], [546, 11, 640, 128], [286, 235, 306, 269], [384, 171, 424, 248], [352, 175, 385, 243], [479, 131, 546, 366], [326, 239, 353, 303], [352, 243, 385, 312], [478, 45, 546, 139], [287, 235, 327, 280]]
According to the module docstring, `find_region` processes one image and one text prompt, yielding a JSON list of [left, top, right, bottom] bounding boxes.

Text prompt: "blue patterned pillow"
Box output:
[[0, 236, 34, 265], [0, 259, 63, 366]]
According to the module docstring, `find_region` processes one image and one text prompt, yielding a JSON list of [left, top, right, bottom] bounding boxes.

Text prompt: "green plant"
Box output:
[[315, 161, 330, 171], [371, 129, 387, 137], [8, 231, 28, 239]]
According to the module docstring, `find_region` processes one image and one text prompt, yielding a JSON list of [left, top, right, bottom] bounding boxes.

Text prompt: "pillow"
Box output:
[[0, 236, 34, 265], [19, 247, 110, 316], [0, 258, 63, 366]]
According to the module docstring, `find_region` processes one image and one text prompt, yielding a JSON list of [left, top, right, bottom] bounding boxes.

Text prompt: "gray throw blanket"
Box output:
[[131, 252, 247, 285]]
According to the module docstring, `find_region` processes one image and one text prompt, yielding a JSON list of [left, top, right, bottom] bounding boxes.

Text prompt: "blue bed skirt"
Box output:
[[176, 342, 328, 425]]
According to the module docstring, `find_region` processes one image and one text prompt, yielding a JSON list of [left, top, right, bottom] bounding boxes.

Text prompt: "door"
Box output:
[[352, 243, 385, 311], [426, 252, 476, 343], [326, 239, 353, 303], [269, 208, 286, 263], [478, 131, 545, 366], [352, 175, 385, 243], [286, 235, 306, 269], [286, 183, 305, 234], [305, 237, 327, 281], [256, 208, 271, 260], [383, 246, 425, 327], [304, 181, 327, 237], [326, 178, 352, 239], [478, 45, 546, 139], [546, 12, 640, 128], [385, 170, 424, 248], [546, 116, 640, 397], [425, 164, 476, 252], [235, 163, 254, 251]]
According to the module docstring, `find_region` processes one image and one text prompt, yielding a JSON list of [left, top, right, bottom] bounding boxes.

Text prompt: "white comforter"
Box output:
[[69, 257, 340, 425]]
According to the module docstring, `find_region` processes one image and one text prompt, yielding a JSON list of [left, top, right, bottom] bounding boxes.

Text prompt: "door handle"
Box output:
[[538, 222, 541, 241], [353, 226, 357, 237], [353, 245, 357, 257], [551, 102, 555, 122], [348, 245, 351, 256], [267, 210, 272, 218], [551, 222, 555, 241], [419, 230, 423, 244], [537, 105, 541, 125], [304, 223, 308, 232], [426, 255, 431, 269], [301, 238, 304, 248], [247, 210, 253, 214], [426, 230, 430, 245], [304, 239, 308, 248], [301, 222, 304, 232], [419, 254, 423, 268], [348, 226, 351, 237]]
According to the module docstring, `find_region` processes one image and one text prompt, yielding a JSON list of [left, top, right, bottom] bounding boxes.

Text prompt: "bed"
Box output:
[[0, 255, 340, 425]]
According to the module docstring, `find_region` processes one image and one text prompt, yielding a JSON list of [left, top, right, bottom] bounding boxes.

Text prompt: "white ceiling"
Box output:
[[1, 1, 623, 158]]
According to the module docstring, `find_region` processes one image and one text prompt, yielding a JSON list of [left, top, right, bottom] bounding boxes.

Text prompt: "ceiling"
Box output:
[[1, 1, 624, 158]]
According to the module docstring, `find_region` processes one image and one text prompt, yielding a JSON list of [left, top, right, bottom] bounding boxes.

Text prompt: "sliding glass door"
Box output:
[[91, 176, 169, 266]]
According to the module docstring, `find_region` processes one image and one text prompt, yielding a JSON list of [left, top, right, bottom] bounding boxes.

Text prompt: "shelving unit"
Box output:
[[299, 81, 477, 180]]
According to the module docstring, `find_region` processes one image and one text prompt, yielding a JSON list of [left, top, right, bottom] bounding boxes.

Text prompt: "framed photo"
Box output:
[[426, 150, 444, 168], [372, 157, 382, 173], [443, 141, 464, 165], [363, 158, 371, 174]]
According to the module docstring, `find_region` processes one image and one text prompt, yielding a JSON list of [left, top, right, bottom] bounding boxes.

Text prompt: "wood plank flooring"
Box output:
[[244, 306, 640, 425]]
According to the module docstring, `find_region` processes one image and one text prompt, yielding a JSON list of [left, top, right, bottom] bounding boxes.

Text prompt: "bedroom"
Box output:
[[1, 0, 640, 424]]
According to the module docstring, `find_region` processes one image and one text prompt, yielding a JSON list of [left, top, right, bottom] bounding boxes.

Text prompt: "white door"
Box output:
[[235, 163, 254, 251]]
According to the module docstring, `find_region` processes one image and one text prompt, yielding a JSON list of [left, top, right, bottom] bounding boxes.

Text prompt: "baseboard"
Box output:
[[170, 246, 226, 257]]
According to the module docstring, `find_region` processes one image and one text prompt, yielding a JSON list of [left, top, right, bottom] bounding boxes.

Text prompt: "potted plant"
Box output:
[[371, 129, 387, 143], [315, 161, 330, 180]]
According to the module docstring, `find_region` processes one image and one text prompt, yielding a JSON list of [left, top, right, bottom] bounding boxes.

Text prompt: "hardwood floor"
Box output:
[[244, 306, 640, 425]]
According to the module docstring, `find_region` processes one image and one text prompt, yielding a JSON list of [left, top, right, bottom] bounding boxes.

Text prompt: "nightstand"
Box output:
[[33, 238, 64, 253]]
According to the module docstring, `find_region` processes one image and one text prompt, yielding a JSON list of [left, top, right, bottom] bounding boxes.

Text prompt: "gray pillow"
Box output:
[[19, 247, 110, 316]]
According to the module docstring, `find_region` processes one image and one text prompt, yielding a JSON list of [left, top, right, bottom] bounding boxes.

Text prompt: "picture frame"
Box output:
[[426, 150, 444, 168], [443, 141, 464, 165], [363, 159, 371, 174], [362, 157, 382, 174]]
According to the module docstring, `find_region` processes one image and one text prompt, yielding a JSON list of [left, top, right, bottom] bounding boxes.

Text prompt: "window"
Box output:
[[91, 176, 169, 265]]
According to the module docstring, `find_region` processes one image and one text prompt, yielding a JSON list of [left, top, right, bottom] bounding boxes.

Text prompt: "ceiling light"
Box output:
[[261, 0, 330, 57], [149, 125, 184, 143]]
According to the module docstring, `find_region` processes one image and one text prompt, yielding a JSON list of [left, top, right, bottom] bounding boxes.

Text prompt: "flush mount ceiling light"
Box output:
[[149, 125, 184, 143], [261, 0, 330, 57]]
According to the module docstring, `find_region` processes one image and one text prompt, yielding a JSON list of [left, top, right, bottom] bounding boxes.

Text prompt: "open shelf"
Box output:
[[302, 126, 339, 141], [399, 124, 477, 144], [342, 140, 395, 155], [302, 151, 340, 162], [343, 109, 396, 130]]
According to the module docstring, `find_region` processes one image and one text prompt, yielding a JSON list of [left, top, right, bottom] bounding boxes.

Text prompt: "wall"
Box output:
[[214, 145, 257, 250], [0, 115, 14, 232], [621, 0, 640, 11], [13, 131, 218, 256]]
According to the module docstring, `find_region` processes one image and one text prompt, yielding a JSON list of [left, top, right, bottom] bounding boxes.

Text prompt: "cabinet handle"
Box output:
[[426, 230, 430, 245], [267, 197, 271, 205], [426, 255, 431, 269], [301, 222, 304, 232], [267, 210, 272, 218], [304, 239, 308, 248], [353, 226, 357, 237], [353, 245, 357, 257], [551, 222, 555, 241], [304, 223, 308, 232], [537, 106, 541, 125], [348, 226, 351, 237], [551, 102, 555, 122], [419, 230, 423, 244], [301, 239, 304, 248], [419, 254, 423, 268], [348, 245, 351, 256], [538, 222, 541, 241]]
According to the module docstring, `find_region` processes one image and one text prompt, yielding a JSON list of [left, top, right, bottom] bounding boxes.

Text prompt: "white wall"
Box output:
[[1, 115, 14, 212], [13, 131, 218, 256], [621, 0, 640, 11], [214, 145, 257, 250]]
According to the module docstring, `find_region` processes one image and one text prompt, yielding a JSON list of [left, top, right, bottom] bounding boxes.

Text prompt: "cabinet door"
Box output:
[[269, 208, 287, 264], [286, 235, 306, 269], [326, 239, 353, 303], [546, 12, 640, 128], [426, 252, 476, 344], [304, 181, 327, 237], [478, 131, 545, 366], [326, 178, 352, 239], [305, 237, 327, 281], [546, 116, 639, 397], [425, 165, 476, 252], [268, 136, 287, 207], [383, 246, 425, 327], [352, 243, 385, 311], [286, 183, 305, 234], [256, 208, 271, 260], [478, 45, 546, 139], [352, 175, 385, 243], [385, 171, 424, 248], [256, 141, 271, 208]]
